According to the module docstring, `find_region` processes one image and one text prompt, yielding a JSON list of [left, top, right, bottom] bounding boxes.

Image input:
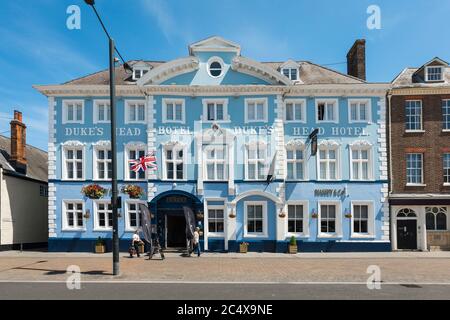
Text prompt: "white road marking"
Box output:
[[0, 280, 449, 285]]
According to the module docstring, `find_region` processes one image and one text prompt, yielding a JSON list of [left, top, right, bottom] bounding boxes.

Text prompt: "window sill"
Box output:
[[317, 233, 342, 239], [62, 121, 84, 125], [349, 120, 372, 124], [350, 234, 376, 239], [93, 228, 113, 232], [245, 120, 268, 124], [443, 183, 450, 187], [406, 184, 426, 187], [125, 121, 147, 125], [316, 120, 338, 124], [284, 120, 307, 124], [125, 228, 139, 233], [405, 130, 425, 133], [286, 233, 309, 238], [162, 120, 185, 124], [442, 130, 450, 133], [61, 228, 86, 232], [207, 233, 225, 238], [243, 233, 268, 238], [61, 179, 86, 182], [202, 119, 231, 123], [286, 179, 309, 182]]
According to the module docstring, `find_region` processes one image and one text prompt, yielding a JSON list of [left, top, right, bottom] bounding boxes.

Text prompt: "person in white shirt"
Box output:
[[132, 231, 141, 258], [193, 227, 201, 257]]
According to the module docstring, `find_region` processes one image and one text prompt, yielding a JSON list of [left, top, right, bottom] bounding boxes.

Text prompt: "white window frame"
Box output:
[[162, 143, 187, 181], [281, 68, 299, 81], [284, 99, 306, 123], [315, 98, 339, 123], [61, 144, 85, 181], [162, 98, 185, 124], [244, 201, 268, 238], [406, 153, 424, 186], [349, 146, 373, 181], [245, 142, 268, 181], [206, 204, 226, 237], [132, 68, 149, 81], [124, 200, 146, 232], [425, 66, 444, 82], [245, 98, 268, 123], [207, 56, 225, 78], [125, 100, 147, 124], [62, 100, 84, 124], [443, 99, 450, 132], [348, 99, 372, 123], [286, 146, 307, 181], [202, 99, 229, 122], [350, 201, 375, 238], [203, 145, 228, 181], [285, 200, 309, 238], [443, 153, 450, 186], [61, 200, 85, 231], [124, 143, 147, 181], [318, 201, 342, 238], [93, 145, 112, 181], [93, 200, 113, 231], [93, 99, 111, 124], [405, 100, 423, 132], [317, 145, 341, 181]]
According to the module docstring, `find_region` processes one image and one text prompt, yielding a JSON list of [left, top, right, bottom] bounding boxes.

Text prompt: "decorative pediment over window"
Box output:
[[136, 57, 200, 85], [285, 139, 305, 149], [318, 140, 340, 148], [232, 56, 293, 85], [92, 140, 111, 147], [162, 140, 186, 148], [124, 141, 147, 149], [62, 140, 85, 147], [246, 140, 268, 148], [188, 36, 241, 55], [349, 140, 372, 147]]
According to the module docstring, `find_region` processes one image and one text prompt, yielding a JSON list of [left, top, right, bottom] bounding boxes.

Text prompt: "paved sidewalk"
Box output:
[[0, 250, 449, 284]]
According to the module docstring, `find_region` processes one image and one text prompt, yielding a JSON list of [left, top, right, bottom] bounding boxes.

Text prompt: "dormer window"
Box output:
[[425, 66, 443, 82], [132, 68, 149, 80], [282, 68, 298, 81]]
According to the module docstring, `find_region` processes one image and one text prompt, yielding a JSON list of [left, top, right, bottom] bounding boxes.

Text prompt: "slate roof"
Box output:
[[0, 135, 48, 182], [63, 59, 364, 86], [392, 67, 450, 88]]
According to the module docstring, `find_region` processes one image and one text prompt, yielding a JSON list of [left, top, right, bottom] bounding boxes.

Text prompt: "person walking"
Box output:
[[132, 230, 142, 258], [193, 227, 201, 257]]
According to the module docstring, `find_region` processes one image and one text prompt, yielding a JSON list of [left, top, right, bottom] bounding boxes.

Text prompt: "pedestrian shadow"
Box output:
[[12, 266, 110, 276]]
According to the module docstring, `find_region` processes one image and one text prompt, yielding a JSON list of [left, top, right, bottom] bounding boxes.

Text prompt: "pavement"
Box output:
[[0, 250, 449, 299]]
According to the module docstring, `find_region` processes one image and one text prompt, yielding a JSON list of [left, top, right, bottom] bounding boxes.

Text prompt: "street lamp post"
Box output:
[[85, 0, 126, 276]]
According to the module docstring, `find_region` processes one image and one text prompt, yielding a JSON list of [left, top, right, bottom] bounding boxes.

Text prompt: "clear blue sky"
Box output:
[[0, 0, 449, 151]]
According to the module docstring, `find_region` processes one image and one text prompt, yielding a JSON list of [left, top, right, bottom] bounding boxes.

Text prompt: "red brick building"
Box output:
[[388, 57, 450, 251]]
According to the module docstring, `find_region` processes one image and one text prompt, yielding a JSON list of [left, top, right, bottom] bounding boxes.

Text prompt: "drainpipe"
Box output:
[[387, 92, 396, 250]]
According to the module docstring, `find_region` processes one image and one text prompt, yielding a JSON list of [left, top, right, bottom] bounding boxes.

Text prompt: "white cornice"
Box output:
[[232, 56, 292, 85], [285, 139, 306, 149], [33, 83, 390, 97], [349, 140, 372, 147], [136, 57, 199, 85], [318, 139, 340, 147]]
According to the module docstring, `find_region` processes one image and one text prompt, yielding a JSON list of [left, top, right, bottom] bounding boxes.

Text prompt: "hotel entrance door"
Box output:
[[165, 213, 186, 248]]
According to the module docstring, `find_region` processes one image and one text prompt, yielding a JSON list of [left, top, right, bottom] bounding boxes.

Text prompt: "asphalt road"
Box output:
[[1, 282, 450, 300]]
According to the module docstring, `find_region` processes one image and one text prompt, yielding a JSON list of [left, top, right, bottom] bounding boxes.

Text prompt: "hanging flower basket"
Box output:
[[345, 214, 352, 219], [311, 213, 319, 219], [121, 185, 144, 199], [81, 184, 107, 199], [278, 212, 286, 218]]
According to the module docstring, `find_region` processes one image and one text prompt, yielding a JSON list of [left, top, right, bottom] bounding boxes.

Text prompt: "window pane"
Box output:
[[76, 104, 82, 121], [256, 103, 264, 120], [175, 104, 182, 121], [248, 103, 255, 120], [129, 105, 136, 121], [138, 105, 145, 121], [286, 103, 293, 121], [351, 104, 357, 121], [216, 104, 224, 120], [436, 212, 447, 230], [166, 104, 173, 120], [318, 103, 325, 121]]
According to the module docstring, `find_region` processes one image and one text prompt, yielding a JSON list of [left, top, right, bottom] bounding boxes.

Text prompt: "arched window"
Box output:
[[397, 208, 416, 218], [425, 207, 448, 231], [436, 212, 447, 230], [426, 212, 435, 230]]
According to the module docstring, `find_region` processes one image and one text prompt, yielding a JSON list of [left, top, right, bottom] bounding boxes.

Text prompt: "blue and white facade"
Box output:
[[36, 37, 390, 252]]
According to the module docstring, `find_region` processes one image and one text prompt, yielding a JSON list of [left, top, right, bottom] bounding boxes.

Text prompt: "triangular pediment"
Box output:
[[189, 36, 241, 55]]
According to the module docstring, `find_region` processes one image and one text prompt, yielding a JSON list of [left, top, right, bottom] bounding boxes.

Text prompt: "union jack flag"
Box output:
[[129, 152, 157, 173]]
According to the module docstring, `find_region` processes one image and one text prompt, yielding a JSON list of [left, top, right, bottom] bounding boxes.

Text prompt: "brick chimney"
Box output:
[[346, 39, 366, 81], [10, 110, 27, 174]]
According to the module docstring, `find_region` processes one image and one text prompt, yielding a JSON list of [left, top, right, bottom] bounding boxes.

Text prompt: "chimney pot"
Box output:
[[10, 110, 27, 175], [346, 39, 366, 81]]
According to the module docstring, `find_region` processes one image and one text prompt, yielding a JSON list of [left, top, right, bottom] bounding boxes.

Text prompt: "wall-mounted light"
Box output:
[[84, 209, 91, 219], [311, 208, 318, 218]]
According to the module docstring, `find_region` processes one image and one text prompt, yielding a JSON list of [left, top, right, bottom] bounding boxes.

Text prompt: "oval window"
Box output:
[[208, 60, 223, 77]]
